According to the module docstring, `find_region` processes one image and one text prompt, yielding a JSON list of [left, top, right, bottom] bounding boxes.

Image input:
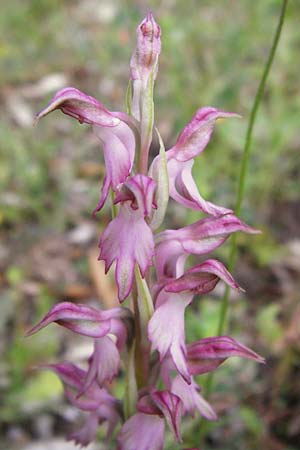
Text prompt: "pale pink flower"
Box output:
[[151, 107, 240, 215], [99, 174, 156, 301], [148, 260, 242, 383], [36, 87, 136, 212]]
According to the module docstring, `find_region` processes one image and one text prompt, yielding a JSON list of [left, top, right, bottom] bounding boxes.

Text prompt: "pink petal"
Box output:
[[114, 174, 157, 217], [168, 107, 240, 162], [36, 87, 120, 126], [155, 239, 188, 280], [165, 259, 243, 294], [68, 411, 99, 447], [117, 413, 165, 450], [99, 204, 154, 301], [68, 390, 121, 445], [167, 158, 232, 215], [65, 382, 119, 413], [186, 336, 265, 376], [171, 375, 217, 421], [79, 336, 120, 394], [43, 363, 113, 411], [40, 362, 86, 391], [150, 391, 183, 441], [155, 214, 260, 279], [148, 291, 192, 383], [163, 107, 240, 214], [36, 86, 136, 214], [93, 121, 135, 213], [137, 391, 182, 440], [26, 302, 111, 338]]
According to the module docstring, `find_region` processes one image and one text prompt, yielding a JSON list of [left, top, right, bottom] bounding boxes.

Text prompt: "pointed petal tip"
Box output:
[[257, 354, 266, 364], [25, 324, 41, 337], [247, 227, 262, 235], [33, 115, 39, 126], [147, 11, 154, 20]]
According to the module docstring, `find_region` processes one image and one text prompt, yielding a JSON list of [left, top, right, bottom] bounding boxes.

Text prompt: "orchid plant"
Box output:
[[28, 13, 265, 450]]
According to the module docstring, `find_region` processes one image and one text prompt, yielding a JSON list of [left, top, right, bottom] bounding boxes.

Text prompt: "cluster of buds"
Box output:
[[28, 13, 264, 450]]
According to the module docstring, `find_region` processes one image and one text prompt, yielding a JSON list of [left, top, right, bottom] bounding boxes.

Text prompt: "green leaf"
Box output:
[[150, 128, 169, 231]]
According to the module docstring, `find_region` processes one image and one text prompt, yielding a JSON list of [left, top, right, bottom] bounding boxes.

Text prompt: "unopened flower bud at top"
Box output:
[[130, 12, 161, 83]]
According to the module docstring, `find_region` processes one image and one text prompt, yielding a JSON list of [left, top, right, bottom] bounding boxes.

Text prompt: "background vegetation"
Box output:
[[1, 1, 299, 449]]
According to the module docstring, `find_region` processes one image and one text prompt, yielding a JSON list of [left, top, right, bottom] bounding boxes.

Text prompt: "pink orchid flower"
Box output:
[[118, 390, 182, 450], [148, 259, 243, 383], [151, 107, 240, 215], [36, 87, 136, 212], [155, 213, 260, 279], [43, 362, 121, 446], [99, 174, 156, 301]]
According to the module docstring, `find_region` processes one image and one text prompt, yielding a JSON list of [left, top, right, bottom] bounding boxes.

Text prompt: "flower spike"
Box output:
[[31, 12, 265, 450]]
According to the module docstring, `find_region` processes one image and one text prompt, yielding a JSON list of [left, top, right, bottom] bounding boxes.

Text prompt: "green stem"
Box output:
[[110, 189, 117, 219], [133, 266, 154, 388], [197, 0, 289, 441]]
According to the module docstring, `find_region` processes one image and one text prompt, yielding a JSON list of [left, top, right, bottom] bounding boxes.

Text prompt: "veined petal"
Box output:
[[65, 383, 119, 413], [155, 239, 188, 280], [79, 336, 120, 394], [26, 302, 111, 338], [67, 389, 121, 445], [43, 362, 111, 411], [151, 391, 183, 441], [155, 214, 260, 279], [99, 204, 154, 301], [178, 214, 260, 254], [168, 107, 240, 162], [148, 291, 192, 383], [165, 259, 243, 294], [114, 174, 157, 217], [167, 158, 232, 215], [171, 375, 217, 421], [117, 413, 165, 450], [138, 390, 182, 441], [186, 336, 265, 376], [36, 87, 120, 126], [93, 122, 136, 213], [36, 86, 136, 214], [163, 107, 239, 214]]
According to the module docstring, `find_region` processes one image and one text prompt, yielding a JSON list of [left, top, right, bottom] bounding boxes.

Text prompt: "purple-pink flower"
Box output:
[[118, 390, 182, 450], [151, 107, 240, 215], [148, 259, 244, 383], [99, 174, 156, 301], [42, 362, 121, 446], [155, 214, 260, 279], [36, 87, 136, 213]]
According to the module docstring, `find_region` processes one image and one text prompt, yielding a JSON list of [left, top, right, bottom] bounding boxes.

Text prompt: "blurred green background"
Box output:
[[1, 1, 300, 449]]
